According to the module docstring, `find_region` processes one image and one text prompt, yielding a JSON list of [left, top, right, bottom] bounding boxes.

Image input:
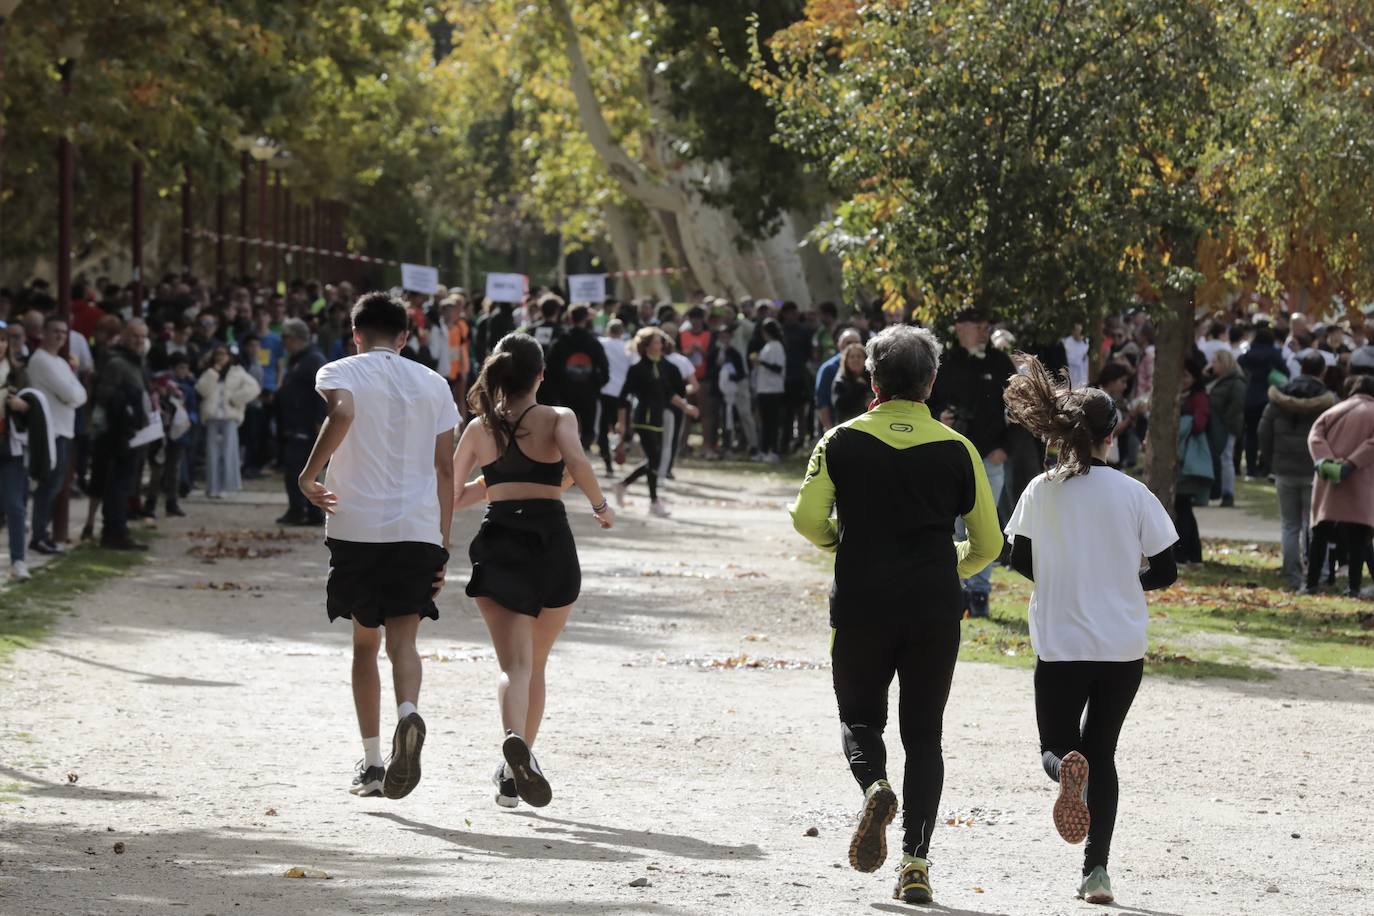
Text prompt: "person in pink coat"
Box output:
[[1305, 373, 1374, 595]]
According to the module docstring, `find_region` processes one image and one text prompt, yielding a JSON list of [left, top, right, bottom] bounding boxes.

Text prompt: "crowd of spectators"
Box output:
[[1, 271, 1370, 603]]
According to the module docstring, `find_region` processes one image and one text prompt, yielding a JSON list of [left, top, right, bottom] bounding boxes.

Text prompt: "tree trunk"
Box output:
[[1144, 289, 1194, 514]]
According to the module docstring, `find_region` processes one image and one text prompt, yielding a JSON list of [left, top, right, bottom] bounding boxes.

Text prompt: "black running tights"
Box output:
[[596, 395, 620, 472], [1035, 658, 1143, 874], [622, 428, 662, 501], [831, 616, 960, 859], [1173, 494, 1202, 563]]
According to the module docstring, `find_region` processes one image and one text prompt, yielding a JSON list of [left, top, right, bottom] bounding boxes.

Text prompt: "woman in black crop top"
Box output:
[[453, 332, 614, 810]]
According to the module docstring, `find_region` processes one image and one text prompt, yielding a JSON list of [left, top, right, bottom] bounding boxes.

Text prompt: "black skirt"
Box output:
[[325, 538, 450, 628], [466, 499, 580, 617]]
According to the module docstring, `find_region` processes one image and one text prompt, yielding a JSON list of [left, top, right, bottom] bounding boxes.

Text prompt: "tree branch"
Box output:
[[548, 0, 684, 213]]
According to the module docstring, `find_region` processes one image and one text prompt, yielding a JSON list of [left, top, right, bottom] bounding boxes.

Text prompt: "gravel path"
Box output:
[[0, 467, 1369, 916]]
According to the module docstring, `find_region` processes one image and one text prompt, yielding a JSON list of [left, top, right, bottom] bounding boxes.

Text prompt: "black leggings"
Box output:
[[1035, 658, 1143, 874], [758, 392, 785, 455], [597, 395, 621, 473], [1307, 521, 1373, 594], [1173, 494, 1202, 563], [831, 615, 960, 859], [622, 428, 663, 501]]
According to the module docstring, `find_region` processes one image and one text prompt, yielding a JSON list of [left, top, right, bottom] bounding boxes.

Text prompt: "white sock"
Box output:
[[398, 701, 417, 719], [362, 736, 384, 769]]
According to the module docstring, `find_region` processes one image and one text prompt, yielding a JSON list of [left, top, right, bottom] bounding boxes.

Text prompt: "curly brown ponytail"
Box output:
[[466, 332, 544, 451], [1003, 353, 1120, 479]]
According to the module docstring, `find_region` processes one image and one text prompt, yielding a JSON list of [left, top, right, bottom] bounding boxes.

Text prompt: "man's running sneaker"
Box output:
[[649, 499, 672, 518], [492, 763, 519, 809], [349, 762, 385, 797], [849, 779, 897, 872], [501, 732, 552, 807], [1078, 866, 1114, 904], [893, 855, 933, 904], [1054, 750, 1091, 844], [382, 712, 426, 799]]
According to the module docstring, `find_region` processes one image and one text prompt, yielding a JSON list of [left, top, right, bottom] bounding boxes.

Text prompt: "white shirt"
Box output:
[[68, 331, 94, 374], [316, 350, 460, 546], [25, 348, 88, 438], [1197, 337, 1229, 366], [1062, 335, 1090, 388], [1286, 346, 1336, 378], [1005, 467, 1178, 662], [600, 335, 630, 397], [667, 352, 696, 392], [754, 340, 786, 394]]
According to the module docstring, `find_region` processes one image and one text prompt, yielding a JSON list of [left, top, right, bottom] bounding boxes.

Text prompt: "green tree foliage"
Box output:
[[756, 0, 1239, 333]]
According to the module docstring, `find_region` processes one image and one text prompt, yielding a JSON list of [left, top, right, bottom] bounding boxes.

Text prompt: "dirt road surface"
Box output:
[[1, 467, 1369, 916]]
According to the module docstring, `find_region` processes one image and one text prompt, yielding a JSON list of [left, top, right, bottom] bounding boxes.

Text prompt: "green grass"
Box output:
[[1233, 477, 1281, 522], [0, 543, 150, 664], [954, 539, 1374, 678]]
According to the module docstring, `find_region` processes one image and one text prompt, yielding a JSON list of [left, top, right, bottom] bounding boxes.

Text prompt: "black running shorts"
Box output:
[[466, 499, 580, 617], [325, 538, 450, 628]]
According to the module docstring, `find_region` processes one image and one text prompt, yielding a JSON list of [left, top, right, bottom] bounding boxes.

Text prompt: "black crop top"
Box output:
[[481, 405, 565, 487]]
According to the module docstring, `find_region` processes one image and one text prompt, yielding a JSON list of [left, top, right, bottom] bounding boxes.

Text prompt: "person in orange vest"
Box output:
[[444, 294, 471, 419]]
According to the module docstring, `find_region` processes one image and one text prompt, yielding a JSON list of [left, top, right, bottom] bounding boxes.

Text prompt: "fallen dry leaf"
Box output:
[[284, 867, 331, 879], [66, 772, 78, 784]]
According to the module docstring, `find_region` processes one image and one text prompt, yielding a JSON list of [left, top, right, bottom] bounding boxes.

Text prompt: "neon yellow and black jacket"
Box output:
[[790, 399, 1004, 626]]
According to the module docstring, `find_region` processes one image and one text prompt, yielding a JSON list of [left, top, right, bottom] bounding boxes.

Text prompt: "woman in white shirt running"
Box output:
[[1002, 354, 1179, 907]]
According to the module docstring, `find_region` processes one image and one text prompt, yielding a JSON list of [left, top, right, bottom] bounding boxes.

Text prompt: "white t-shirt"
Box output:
[[600, 335, 630, 397], [1005, 467, 1178, 662], [315, 350, 460, 546], [754, 340, 786, 394], [1197, 337, 1229, 366], [667, 352, 696, 392], [1061, 335, 1090, 388]]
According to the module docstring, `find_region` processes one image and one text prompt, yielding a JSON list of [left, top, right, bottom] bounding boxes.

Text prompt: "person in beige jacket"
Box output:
[[196, 345, 261, 498]]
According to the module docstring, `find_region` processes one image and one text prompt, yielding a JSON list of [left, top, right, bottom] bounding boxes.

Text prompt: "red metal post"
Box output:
[[238, 151, 249, 281], [131, 157, 144, 311], [180, 165, 192, 276]]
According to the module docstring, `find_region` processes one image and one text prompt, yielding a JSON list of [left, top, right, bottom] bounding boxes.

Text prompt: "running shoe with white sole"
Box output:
[[649, 499, 672, 518], [493, 763, 519, 809], [612, 481, 627, 507], [383, 712, 426, 799], [349, 762, 385, 797], [1078, 866, 1114, 904], [501, 732, 551, 807], [849, 779, 898, 872], [1054, 750, 1091, 844], [892, 855, 933, 904], [8, 561, 31, 582]]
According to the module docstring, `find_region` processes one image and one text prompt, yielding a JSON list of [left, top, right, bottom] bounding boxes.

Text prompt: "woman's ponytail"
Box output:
[[1004, 353, 1116, 479], [466, 332, 545, 450]]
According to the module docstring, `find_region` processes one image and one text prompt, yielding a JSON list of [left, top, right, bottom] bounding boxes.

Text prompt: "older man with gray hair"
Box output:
[[277, 318, 327, 526], [791, 324, 1003, 904]]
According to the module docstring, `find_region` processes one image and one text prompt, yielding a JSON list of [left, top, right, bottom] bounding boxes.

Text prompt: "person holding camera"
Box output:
[[928, 307, 1017, 618]]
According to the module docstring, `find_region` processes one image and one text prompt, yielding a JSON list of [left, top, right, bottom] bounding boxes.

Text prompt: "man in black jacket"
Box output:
[[928, 307, 1016, 617], [93, 320, 151, 550], [276, 319, 327, 526], [546, 306, 610, 449], [1259, 352, 1334, 590]]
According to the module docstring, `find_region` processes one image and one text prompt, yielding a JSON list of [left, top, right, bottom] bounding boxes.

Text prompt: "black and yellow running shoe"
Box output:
[[893, 856, 933, 904], [848, 779, 898, 872]]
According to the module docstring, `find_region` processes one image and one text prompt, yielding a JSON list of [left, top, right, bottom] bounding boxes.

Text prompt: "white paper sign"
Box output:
[[401, 263, 439, 295], [568, 274, 606, 303], [485, 272, 527, 303]]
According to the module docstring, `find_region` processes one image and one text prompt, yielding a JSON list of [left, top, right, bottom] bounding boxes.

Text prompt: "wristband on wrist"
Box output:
[[590, 499, 608, 514]]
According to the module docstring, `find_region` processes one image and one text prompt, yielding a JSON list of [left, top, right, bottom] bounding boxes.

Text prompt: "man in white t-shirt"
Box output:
[[299, 292, 459, 801]]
